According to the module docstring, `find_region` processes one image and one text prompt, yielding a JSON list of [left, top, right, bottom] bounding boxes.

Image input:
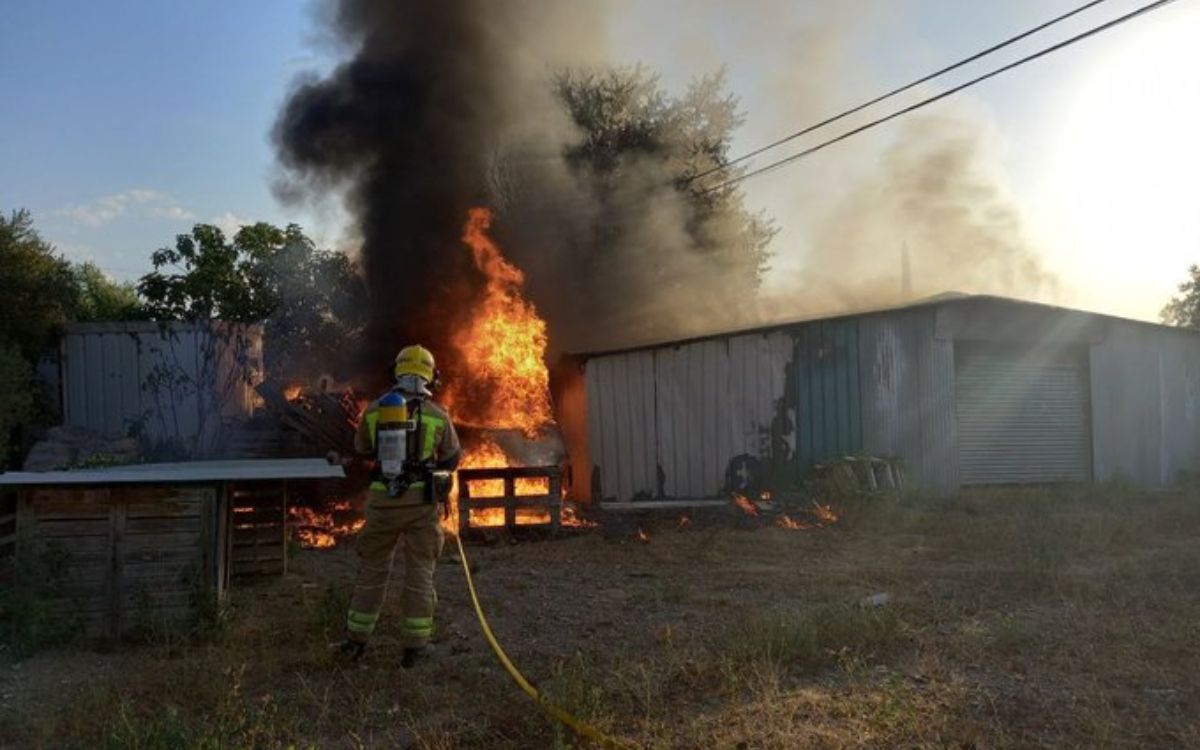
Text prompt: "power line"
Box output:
[[700, 0, 1183, 195], [689, 0, 1114, 184]]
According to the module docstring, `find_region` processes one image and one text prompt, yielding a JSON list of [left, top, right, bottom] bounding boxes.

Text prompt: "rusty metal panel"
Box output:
[[618, 350, 658, 500], [859, 309, 958, 493], [652, 346, 683, 497], [552, 359, 590, 502], [726, 331, 793, 464], [1090, 321, 1200, 486], [585, 355, 614, 501]]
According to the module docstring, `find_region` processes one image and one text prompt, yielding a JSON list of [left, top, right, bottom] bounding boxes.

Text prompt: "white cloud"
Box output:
[[211, 211, 251, 237], [128, 189, 161, 203], [153, 205, 196, 221], [58, 188, 192, 226]]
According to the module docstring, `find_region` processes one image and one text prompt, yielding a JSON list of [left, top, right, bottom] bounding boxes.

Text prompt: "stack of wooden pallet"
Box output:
[[809, 456, 905, 501], [254, 383, 361, 456]]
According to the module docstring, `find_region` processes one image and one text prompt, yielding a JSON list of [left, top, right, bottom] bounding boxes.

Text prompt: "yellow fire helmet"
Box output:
[[394, 344, 437, 383]]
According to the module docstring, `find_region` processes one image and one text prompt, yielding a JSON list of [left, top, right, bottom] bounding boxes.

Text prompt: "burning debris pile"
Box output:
[[730, 490, 840, 531], [289, 500, 365, 549], [440, 208, 590, 531], [223, 382, 363, 460], [256, 383, 362, 456]]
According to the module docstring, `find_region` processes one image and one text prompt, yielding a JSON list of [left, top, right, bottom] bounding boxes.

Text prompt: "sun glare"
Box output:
[[1035, 6, 1200, 319]]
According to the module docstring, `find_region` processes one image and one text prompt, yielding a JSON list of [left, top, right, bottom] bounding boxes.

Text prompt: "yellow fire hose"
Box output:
[[452, 533, 631, 749]]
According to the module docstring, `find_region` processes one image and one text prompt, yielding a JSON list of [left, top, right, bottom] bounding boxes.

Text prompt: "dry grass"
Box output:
[[2, 485, 1199, 748]]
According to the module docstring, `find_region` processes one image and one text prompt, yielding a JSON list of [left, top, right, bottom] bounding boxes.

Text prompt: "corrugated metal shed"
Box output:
[[572, 294, 1200, 500], [60, 322, 263, 455], [1090, 319, 1200, 486]]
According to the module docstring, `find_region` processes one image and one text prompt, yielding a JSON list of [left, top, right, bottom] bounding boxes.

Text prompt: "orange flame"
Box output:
[[289, 502, 365, 549], [434, 207, 586, 531], [636, 528, 650, 543], [776, 515, 804, 530], [731, 493, 761, 517], [452, 437, 550, 529], [282, 384, 303, 401], [443, 207, 552, 437], [810, 501, 839, 526], [775, 500, 840, 531]]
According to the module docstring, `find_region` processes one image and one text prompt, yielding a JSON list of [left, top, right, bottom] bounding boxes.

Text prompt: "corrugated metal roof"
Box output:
[[570, 293, 1200, 361], [0, 458, 344, 486]]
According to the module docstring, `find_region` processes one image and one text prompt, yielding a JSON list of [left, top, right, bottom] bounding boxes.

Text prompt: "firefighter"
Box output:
[[334, 344, 461, 666]]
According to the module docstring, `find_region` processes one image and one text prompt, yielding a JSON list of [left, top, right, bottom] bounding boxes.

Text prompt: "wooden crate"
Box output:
[[227, 482, 288, 579], [14, 484, 222, 638]]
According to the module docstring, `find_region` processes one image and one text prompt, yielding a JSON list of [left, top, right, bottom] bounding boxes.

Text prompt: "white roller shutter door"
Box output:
[[956, 344, 1091, 484]]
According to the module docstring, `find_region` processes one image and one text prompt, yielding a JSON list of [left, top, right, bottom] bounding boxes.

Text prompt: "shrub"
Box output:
[[0, 343, 37, 469], [0, 537, 83, 655]]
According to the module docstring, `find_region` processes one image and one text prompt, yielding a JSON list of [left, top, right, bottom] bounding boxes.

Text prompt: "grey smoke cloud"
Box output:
[[793, 112, 1059, 313], [274, 0, 1058, 370]]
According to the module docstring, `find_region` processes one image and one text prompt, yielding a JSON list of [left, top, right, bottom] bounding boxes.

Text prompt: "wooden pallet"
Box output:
[[457, 466, 562, 534], [228, 482, 287, 578]]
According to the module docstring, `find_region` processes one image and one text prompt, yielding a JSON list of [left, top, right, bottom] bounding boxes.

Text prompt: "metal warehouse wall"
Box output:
[[1090, 320, 1200, 486], [858, 309, 958, 493], [581, 311, 955, 502], [584, 331, 793, 502], [579, 298, 1200, 501], [62, 322, 262, 454]]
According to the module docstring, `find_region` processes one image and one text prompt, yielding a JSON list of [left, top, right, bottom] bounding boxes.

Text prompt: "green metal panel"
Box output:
[[794, 320, 863, 476]]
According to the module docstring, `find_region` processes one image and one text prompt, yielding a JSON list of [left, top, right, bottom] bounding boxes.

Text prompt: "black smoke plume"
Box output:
[[274, 1, 530, 387], [275, 1, 776, 380]]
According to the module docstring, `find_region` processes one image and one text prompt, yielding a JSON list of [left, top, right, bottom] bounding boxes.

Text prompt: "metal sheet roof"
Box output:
[[0, 458, 345, 486], [569, 293, 1200, 361]]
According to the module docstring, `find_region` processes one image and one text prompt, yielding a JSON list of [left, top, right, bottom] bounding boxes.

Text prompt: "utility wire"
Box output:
[[700, 0, 1182, 195], [689, 0, 1114, 183]]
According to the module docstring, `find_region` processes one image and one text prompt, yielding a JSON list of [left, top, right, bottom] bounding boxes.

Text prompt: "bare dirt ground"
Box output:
[[2, 485, 1200, 749]]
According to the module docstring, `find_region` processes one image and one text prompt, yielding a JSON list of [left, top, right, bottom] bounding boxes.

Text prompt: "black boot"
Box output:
[[332, 639, 367, 661], [401, 645, 431, 669]]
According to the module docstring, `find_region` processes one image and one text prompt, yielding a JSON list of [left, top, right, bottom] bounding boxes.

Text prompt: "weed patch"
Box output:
[[726, 602, 904, 674], [0, 538, 83, 656], [315, 583, 348, 640]]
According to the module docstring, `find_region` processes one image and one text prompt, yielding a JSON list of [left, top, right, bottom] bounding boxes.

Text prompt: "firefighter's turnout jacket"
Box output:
[[346, 393, 461, 647]]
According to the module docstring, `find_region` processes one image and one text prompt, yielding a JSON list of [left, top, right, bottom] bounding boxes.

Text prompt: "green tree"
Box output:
[[0, 209, 80, 360], [73, 262, 145, 321], [554, 66, 775, 286], [1162, 265, 1200, 328], [493, 66, 776, 349], [0, 343, 37, 468], [138, 222, 366, 382]]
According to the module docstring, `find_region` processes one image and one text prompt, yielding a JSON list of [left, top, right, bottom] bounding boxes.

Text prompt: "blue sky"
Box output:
[[0, 1, 315, 273], [3, 0, 1198, 320]]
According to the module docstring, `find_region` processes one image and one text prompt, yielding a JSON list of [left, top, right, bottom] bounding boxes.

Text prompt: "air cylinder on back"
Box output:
[[376, 389, 414, 481]]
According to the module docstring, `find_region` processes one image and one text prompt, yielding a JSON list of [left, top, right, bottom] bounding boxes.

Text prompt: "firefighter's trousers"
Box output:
[[346, 489, 444, 647]]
